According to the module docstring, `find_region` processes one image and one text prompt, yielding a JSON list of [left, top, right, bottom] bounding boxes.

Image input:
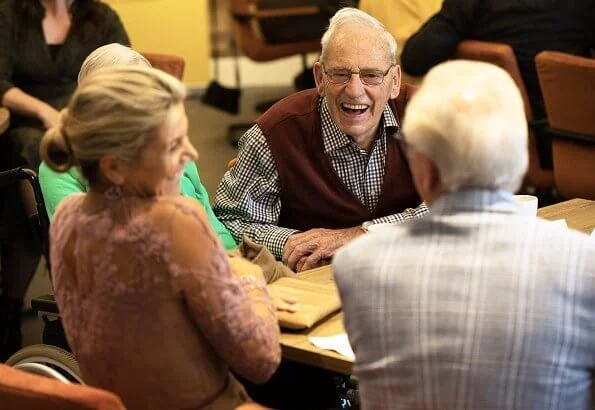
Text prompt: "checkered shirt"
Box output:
[[213, 97, 428, 258]]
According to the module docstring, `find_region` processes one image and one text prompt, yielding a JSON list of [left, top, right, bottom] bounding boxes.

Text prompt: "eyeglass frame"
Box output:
[[321, 63, 396, 86]]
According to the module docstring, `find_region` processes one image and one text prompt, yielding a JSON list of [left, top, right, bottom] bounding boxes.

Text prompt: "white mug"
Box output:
[[514, 194, 538, 216]]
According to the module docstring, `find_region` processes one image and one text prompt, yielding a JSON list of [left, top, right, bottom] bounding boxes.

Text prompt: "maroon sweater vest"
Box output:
[[256, 85, 421, 231]]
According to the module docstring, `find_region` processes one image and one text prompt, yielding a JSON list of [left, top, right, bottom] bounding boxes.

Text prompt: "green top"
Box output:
[[39, 161, 237, 250]]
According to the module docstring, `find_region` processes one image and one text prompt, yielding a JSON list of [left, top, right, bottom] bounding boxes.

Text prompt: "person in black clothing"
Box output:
[[400, 0, 595, 121], [0, 0, 130, 170], [0, 0, 129, 362]]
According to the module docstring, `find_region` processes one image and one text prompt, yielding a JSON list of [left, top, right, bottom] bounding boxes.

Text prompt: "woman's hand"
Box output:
[[274, 295, 298, 313], [38, 105, 60, 130]]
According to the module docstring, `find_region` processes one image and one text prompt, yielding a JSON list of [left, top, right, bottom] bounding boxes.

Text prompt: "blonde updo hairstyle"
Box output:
[[40, 66, 186, 187]]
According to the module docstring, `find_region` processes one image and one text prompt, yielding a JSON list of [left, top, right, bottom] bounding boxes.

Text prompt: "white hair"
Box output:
[[78, 43, 151, 82], [320, 7, 397, 64], [403, 60, 528, 193]]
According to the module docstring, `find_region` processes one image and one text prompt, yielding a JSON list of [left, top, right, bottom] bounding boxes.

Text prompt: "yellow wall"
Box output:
[[104, 0, 210, 86]]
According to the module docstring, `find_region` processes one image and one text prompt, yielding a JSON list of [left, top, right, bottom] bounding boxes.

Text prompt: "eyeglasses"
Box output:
[[322, 64, 395, 86]]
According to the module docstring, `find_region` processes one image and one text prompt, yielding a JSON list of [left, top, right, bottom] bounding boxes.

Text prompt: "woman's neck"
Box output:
[[40, 0, 69, 15]]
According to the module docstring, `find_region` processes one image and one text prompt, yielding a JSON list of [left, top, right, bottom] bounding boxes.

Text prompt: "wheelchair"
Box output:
[[0, 167, 83, 383]]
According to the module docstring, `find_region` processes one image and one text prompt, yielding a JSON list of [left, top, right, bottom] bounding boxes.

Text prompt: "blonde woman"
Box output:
[[41, 66, 281, 409]]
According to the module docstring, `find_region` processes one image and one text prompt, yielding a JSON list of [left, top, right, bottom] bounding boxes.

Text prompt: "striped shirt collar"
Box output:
[[319, 97, 400, 153], [430, 189, 517, 215]]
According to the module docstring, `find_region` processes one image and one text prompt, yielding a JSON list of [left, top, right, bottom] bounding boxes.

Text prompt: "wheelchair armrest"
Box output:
[[31, 294, 60, 315]]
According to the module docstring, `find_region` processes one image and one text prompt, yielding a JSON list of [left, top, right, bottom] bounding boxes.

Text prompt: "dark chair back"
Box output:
[[229, 0, 321, 62]]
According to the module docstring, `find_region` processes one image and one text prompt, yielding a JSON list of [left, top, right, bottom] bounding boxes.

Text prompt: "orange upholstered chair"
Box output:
[[453, 40, 555, 191], [536, 51, 595, 199], [142, 53, 185, 80], [0, 363, 125, 410]]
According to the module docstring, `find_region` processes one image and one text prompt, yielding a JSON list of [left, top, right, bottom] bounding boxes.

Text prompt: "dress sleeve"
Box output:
[[400, 0, 478, 76], [39, 163, 87, 221], [167, 199, 281, 383], [0, 3, 15, 101], [100, 4, 130, 46]]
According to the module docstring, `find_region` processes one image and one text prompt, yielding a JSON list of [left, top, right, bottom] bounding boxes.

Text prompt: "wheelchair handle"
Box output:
[[0, 167, 30, 187]]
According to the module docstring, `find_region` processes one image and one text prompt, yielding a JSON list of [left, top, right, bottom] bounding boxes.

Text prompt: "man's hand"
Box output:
[[282, 226, 364, 272]]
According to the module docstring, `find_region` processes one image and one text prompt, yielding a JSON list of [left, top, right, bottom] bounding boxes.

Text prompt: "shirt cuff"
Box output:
[[369, 203, 429, 225], [259, 227, 301, 259]]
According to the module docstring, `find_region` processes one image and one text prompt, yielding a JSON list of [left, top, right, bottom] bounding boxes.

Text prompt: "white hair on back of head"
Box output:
[[320, 7, 397, 64], [402, 60, 528, 193], [78, 43, 151, 82]]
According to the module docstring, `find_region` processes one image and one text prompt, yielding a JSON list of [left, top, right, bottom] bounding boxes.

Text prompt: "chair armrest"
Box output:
[[545, 126, 595, 144]]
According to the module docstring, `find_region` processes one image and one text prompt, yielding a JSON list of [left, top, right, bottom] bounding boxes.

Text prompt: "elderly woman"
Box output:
[[40, 66, 281, 409], [38, 43, 236, 250]]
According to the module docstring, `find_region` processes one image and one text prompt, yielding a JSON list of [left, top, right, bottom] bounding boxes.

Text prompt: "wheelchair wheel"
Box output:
[[5, 344, 83, 384]]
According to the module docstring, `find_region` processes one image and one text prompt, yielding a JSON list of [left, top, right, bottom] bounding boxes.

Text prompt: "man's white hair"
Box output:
[[320, 7, 397, 64], [403, 60, 528, 193]]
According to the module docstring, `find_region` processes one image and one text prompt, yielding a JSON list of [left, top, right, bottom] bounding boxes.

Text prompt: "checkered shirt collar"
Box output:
[[319, 97, 400, 153]]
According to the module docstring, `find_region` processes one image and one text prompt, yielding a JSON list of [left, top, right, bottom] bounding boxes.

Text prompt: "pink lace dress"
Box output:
[[50, 193, 281, 409]]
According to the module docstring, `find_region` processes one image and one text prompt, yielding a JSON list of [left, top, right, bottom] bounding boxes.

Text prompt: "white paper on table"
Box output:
[[591, 228, 595, 239], [309, 333, 355, 360], [550, 219, 568, 229]]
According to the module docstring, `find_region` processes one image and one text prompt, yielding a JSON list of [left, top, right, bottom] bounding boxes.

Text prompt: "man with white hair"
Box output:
[[333, 60, 595, 409], [214, 8, 427, 272]]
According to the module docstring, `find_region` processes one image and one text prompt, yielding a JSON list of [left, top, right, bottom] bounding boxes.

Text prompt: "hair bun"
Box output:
[[39, 110, 74, 172]]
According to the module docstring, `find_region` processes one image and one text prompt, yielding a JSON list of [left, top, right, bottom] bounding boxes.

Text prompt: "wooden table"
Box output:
[[537, 198, 595, 234], [280, 265, 352, 375], [0, 108, 9, 135], [280, 198, 595, 375]]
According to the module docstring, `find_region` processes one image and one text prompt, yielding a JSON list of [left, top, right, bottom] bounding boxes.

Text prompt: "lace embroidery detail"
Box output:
[[50, 194, 280, 393]]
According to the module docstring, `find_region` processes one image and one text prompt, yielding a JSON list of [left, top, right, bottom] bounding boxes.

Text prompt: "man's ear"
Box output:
[[98, 155, 126, 186], [313, 62, 325, 96], [389, 65, 402, 100], [407, 149, 444, 204]]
